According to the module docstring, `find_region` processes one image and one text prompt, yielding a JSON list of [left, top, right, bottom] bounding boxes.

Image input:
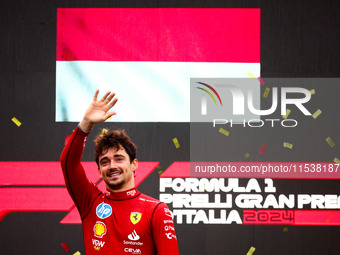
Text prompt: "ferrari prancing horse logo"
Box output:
[[130, 212, 142, 224]]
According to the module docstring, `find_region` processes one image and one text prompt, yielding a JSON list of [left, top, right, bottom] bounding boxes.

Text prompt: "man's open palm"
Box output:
[[83, 90, 118, 124]]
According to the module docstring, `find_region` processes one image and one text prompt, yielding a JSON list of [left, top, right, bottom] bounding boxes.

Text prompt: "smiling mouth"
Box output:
[[108, 170, 122, 178]]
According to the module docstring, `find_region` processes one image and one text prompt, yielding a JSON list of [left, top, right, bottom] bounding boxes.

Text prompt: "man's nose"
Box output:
[[109, 159, 117, 169]]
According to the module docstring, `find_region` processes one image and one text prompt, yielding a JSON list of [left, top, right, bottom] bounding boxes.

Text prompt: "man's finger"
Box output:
[[100, 91, 111, 102], [108, 98, 118, 109], [105, 111, 117, 120], [93, 89, 100, 101], [105, 92, 116, 103]]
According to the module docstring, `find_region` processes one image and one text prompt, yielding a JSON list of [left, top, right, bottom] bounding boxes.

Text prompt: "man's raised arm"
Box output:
[[60, 90, 118, 217]]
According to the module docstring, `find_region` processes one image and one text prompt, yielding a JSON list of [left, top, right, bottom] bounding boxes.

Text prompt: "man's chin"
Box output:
[[107, 180, 125, 190]]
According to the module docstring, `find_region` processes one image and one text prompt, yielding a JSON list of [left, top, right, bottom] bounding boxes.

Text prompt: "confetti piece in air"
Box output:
[[257, 76, 265, 85], [334, 157, 340, 164], [219, 128, 229, 136], [61, 242, 70, 252], [310, 89, 315, 95], [283, 142, 293, 149], [73, 252, 81, 255], [244, 153, 250, 159], [283, 227, 289, 232], [100, 128, 109, 137], [64, 135, 71, 146], [263, 88, 270, 98], [312, 109, 322, 119], [325, 137, 335, 148], [282, 109, 291, 119], [246, 246, 256, 255], [11, 117, 21, 127], [156, 165, 163, 175], [259, 144, 267, 154], [172, 138, 180, 149], [248, 72, 256, 79], [107, 116, 112, 121]]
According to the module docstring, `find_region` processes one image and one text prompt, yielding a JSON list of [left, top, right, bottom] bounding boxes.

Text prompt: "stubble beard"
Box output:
[[107, 176, 125, 190]]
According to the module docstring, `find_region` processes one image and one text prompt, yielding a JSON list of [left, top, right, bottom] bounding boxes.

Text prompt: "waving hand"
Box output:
[[79, 90, 118, 131]]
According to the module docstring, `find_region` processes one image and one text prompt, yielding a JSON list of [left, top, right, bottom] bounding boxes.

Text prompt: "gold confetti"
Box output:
[[283, 142, 293, 149], [263, 87, 270, 98], [100, 128, 108, 137], [244, 153, 250, 158], [172, 138, 180, 149], [312, 109, 322, 119], [219, 128, 229, 136], [334, 157, 340, 164], [310, 89, 315, 95], [11, 117, 22, 127], [283, 227, 289, 232], [248, 72, 256, 79], [156, 165, 163, 175], [282, 109, 291, 119], [73, 252, 81, 255], [246, 246, 256, 255], [325, 137, 335, 148], [107, 116, 113, 121]]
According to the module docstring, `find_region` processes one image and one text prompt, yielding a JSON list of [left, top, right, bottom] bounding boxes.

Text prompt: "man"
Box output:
[[60, 90, 179, 254]]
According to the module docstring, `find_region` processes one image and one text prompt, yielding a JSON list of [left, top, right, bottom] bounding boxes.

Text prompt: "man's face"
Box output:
[[98, 146, 138, 192]]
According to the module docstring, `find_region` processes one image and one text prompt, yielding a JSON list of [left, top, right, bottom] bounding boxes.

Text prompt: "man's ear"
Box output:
[[132, 159, 138, 177]]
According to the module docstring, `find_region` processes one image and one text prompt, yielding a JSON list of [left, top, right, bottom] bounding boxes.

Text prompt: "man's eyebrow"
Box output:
[[100, 154, 125, 162], [114, 154, 125, 158], [99, 156, 109, 163]]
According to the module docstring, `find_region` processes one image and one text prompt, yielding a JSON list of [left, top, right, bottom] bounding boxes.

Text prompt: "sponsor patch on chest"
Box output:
[[96, 202, 112, 219], [130, 212, 142, 224]]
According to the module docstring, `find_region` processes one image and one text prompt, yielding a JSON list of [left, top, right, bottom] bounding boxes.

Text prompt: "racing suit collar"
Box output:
[[105, 187, 140, 200]]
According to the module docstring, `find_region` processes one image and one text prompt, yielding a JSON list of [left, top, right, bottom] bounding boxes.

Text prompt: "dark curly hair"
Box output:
[[94, 129, 137, 166]]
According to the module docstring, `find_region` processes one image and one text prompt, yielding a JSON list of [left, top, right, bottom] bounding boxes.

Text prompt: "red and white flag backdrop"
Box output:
[[56, 8, 260, 122]]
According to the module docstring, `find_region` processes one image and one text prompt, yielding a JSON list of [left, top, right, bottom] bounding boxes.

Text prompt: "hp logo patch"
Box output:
[[96, 202, 112, 219]]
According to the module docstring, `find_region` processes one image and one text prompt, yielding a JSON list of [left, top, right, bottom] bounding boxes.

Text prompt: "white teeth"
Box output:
[[109, 172, 121, 177]]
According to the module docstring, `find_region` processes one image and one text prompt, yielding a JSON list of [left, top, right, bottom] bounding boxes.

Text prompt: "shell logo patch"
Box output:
[[93, 221, 107, 238], [130, 212, 142, 224]]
